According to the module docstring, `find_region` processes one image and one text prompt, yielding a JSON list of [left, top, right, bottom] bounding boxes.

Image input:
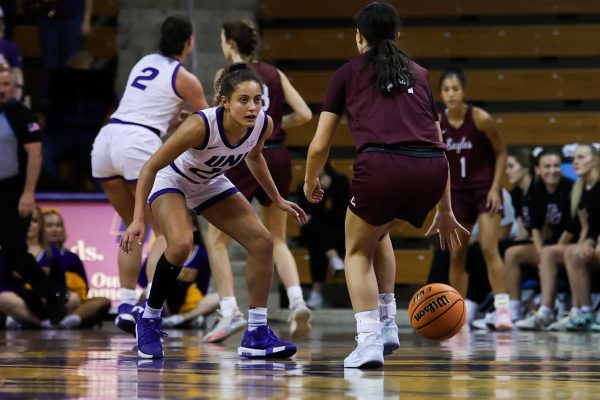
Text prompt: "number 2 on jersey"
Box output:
[[459, 156, 467, 178], [131, 67, 159, 90]]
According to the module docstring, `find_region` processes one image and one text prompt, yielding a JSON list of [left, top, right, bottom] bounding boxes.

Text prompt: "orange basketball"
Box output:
[[408, 283, 466, 340]]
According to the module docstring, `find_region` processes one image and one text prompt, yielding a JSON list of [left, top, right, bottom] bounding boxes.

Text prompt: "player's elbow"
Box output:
[[297, 107, 313, 125]]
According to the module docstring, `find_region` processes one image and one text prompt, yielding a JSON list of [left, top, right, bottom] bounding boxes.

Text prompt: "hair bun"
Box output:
[[227, 63, 250, 73]]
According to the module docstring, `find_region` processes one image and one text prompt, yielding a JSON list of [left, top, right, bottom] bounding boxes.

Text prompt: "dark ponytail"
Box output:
[[356, 2, 414, 95], [214, 63, 263, 104], [222, 20, 259, 59], [159, 15, 193, 57]]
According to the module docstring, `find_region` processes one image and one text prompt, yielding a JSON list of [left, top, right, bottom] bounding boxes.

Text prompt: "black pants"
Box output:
[[299, 218, 345, 284], [0, 177, 66, 303]]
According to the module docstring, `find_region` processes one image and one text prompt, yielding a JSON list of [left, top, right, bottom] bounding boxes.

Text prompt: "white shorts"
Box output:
[[91, 123, 162, 183], [148, 165, 240, 213]]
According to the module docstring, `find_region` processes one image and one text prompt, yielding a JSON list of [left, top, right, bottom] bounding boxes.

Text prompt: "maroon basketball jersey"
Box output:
[[441, 104, 495, 190], [251, 61, 285, 141], [322, 55, 444, 151]]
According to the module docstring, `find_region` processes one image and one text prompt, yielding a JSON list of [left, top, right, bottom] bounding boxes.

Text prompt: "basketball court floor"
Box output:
[[0, 309, 599, 399]]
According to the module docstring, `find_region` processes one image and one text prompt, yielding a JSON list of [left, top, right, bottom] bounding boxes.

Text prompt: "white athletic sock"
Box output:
[[142, 304, 162, 319], [377, 293, 396, 321], [494, 293, 510, 310], [146, 282, 152, 299], [287, 285, 304, 308], [120, 288, 137, 306], [539, 305, 554, 316], [465, 298, 479, 324], [509, 299, 522, 320], [581, 305, 593, 313], [220, 296, 238, 318], [248, 307, 268, 331], [60, 314, 82, 329], [355, 310, 380, 342]]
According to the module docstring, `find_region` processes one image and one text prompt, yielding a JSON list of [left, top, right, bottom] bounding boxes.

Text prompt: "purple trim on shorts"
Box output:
[[110, 118, 160, 136], [148, 188, 185, 206], [194, 111, 210, 150], [124, 178, 138, 184], [171, 63, 183, 99], [93, 175, 121, 181], [216, 106, 253, 149], [37, 192, 108, 201], [169, 162, 202, 184], [193, 187, 239, 214]]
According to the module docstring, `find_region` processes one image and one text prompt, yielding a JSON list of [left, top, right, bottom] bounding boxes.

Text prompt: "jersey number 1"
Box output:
[[131, 67, 159, 90], [460, 156, 467, 178]]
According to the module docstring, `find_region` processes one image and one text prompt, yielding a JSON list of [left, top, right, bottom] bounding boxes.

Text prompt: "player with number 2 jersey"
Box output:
[[90, 15, 208, 336]]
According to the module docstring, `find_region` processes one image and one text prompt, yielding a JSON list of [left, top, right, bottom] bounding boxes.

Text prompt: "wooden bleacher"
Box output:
[[285, 69, 600, 103], [259, 0, 600, 19], [292, 247, 433, 286], [260, 1, 600, 290], [285, 112, 600, 147], [261, 25, 600, 60], [258, 0, 600, 290]]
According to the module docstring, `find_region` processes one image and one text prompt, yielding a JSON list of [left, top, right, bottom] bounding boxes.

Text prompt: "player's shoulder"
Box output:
[[471, 106, 492, 122], [471, 106, 495, 130]]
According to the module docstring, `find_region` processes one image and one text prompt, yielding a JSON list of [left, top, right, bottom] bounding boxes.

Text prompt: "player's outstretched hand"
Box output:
[[120, 219, 146, 254], [303, 177, 324, 204], [425, 211, 470, 251], [275, 198, 308, 224]]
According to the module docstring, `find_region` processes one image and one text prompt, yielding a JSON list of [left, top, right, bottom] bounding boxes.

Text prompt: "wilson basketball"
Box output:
[[408, 283, 466, 340]]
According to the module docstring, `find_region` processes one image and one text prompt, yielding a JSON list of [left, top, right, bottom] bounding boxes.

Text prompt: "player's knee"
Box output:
[[0, 292, 18, 312], [249, 230, 273, 256], [166, 236, 193, 265]]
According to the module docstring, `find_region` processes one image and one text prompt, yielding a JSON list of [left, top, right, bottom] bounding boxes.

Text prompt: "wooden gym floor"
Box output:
[[0, 310, 599, 399]]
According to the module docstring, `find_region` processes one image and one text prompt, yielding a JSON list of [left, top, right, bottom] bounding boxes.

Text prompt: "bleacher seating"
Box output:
[[285, 112, 600, 147], [284, 69, 600, 103], [259, 0, 600, 289], [262, 25, 600, 60], [259, 0, 600, 19]]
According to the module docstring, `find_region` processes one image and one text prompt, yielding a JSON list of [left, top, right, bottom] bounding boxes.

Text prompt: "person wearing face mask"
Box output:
[[120, 63, 307, 360]]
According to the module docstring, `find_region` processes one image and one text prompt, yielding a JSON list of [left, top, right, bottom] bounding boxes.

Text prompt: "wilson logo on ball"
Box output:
[[413, 295, 451, 322], [411, 286, 432, 304]]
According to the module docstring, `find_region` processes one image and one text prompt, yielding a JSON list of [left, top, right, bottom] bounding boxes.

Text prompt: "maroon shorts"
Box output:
[[349, 152, 448, 227], [451, 186, 500, 225], [225, 145, 291, 206]]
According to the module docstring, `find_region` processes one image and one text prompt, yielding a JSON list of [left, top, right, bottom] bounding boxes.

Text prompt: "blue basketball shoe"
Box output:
[[136, 313, 167, 359], [115, 301, 146, 335], [237, 325, 297, 358]]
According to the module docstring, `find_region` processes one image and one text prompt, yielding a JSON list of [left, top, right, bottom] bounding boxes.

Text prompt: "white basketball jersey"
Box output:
[[111, 53, 185, 137], [171, 106, 268, 184]]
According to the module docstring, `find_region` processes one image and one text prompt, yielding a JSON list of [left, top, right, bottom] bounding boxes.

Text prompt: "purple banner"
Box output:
[[40, 200, 151, 311]]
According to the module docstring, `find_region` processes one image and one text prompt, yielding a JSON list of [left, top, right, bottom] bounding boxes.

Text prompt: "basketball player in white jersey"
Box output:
[[91, 15, 208, 334], [120, 63, 306, 360]]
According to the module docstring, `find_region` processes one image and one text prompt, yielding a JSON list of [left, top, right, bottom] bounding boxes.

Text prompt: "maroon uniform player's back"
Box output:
[[323, 55, 444, 151], [441, 104, 495, 190], [252, 61, 285, 141]]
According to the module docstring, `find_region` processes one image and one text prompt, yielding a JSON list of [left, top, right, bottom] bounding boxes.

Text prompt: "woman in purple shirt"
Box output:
[[304, 2, 467, 368]]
